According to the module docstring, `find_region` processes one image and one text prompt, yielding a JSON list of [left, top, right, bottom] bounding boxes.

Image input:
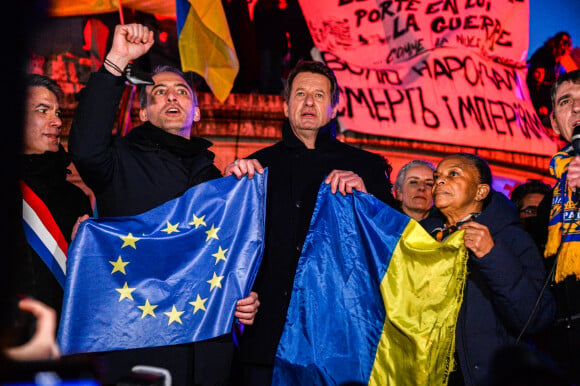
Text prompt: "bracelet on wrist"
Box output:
[[104, 58, 126, 76]]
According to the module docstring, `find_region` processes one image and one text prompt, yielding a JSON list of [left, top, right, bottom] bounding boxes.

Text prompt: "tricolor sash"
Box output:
[[20, 180, 68, 287]]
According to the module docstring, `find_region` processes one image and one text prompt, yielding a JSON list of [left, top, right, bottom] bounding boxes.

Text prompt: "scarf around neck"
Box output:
[[431, 213, 479, 242], [545, 144, 580, 283]]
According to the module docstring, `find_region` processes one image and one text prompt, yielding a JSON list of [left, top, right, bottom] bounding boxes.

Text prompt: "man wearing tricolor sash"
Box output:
[[18, 74, 92, 322], [539, 69, 580, 384]]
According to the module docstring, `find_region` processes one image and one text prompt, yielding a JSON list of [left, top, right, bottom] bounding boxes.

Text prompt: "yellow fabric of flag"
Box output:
[[273, 184, 468, 385], [178, 0, 239, 103], [371, 223, 468, 385], [49, 0, 175, 17]]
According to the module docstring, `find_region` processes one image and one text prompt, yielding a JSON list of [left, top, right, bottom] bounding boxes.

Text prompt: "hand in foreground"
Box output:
[[105, 24, 155, 75], [567, 156, 580, 193], [71, 214, 90, 241], [459, 221, 494, 258], [224, 159, 264, 179], [4, 298, 60, 361], [325, 170, 367, 195], [235, 292, 260, 326]]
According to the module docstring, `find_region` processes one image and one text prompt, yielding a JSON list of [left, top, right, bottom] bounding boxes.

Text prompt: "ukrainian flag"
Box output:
[[176, 0, 239, 103], [273, 183, 468, 385]]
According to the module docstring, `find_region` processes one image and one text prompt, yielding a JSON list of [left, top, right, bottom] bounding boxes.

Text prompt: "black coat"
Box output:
[[237, 119, 397, 367], [421, 191, 555, 386], [69, 68, 222, 218], [67, 68, 230, 386], [17, 147, 92, 318]]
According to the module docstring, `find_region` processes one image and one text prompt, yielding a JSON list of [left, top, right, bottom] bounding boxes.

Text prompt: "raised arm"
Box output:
[[68, 24, 154, 194]]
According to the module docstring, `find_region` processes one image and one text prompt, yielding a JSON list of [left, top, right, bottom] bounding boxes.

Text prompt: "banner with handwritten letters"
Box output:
[[299, 0, 557, 156]]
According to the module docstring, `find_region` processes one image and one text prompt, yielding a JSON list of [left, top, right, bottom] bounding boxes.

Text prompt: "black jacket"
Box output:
[[17, 147, 92, 318], [237, 119, 397, 367], [67, 68, 230, 386], [421, 191, 555, 386], [69, 68, 222, 218]]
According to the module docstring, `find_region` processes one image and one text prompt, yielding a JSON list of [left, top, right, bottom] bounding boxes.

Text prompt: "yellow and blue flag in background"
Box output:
[[273, 183, 468, 385], [176, 0, 239, 103], [57, 171, 267, 355]]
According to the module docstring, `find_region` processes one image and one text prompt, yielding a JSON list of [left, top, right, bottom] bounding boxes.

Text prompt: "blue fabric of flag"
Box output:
[[273, 183, 408, 384], [57, 171, 267, 355], [175, 0, 188, 36], [273, 182, 466, 385]]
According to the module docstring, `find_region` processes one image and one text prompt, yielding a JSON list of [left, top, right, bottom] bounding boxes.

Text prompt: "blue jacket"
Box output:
[[422, 191, 556, 385]]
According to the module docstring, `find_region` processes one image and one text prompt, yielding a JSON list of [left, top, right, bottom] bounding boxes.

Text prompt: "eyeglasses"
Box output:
[[520, 206, 538, 216]]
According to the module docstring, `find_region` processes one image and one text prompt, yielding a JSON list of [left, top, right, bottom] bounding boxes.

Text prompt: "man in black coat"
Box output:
[[19, 74, 92, 322], [68, 23, 259, 385], [225, 60, 397, 385], [2, 2, 93, 373]]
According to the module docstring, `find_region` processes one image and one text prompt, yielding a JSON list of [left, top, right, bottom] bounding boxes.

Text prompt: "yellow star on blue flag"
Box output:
[[189, 295, 208, 314], [116, 282, 136, 301], [207, 272, 224, 291], [138, 299, 158, 318], [205, 225, 219, 242], [212, 246, 228, 264], [189, 214, 206, 229], [120, 233, 140, 249], [110, 256, 129, 274], [161, 221, 180, 234], [164, 306, 185, 325]]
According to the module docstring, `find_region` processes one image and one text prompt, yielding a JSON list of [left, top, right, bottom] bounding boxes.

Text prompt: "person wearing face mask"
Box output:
[[511, 180, 552, 222], [393, 160, 435, 221], [420, 153, 555, 386], [508, 180, 552, 252]]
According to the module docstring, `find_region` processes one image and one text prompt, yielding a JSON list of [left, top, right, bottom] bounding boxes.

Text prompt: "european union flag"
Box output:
[[57, 171, 267, 355], [273, 182, 468, 385]]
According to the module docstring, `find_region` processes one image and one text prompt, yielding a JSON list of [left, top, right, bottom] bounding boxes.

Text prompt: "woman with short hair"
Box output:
[[421, 153, 556, 386]]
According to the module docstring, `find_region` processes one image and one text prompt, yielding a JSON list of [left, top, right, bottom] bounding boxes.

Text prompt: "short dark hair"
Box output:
[[26, 73, 63, 102], [451, 152, 493, 186], [138, 65, 197, 108], [551, 69, 580, 110], [554, 31, 572, 46], [284, 60, 340, 107], [510, 180, 552, 210]]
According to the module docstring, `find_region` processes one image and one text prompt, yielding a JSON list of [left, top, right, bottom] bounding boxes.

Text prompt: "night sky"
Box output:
[[529, 0, 580, 60]]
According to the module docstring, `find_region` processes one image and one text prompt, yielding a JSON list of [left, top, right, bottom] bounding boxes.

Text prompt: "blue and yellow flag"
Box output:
[[273, 183, 468, 385], [176, 0, 239, 103], [57, 172, 267, 355]]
